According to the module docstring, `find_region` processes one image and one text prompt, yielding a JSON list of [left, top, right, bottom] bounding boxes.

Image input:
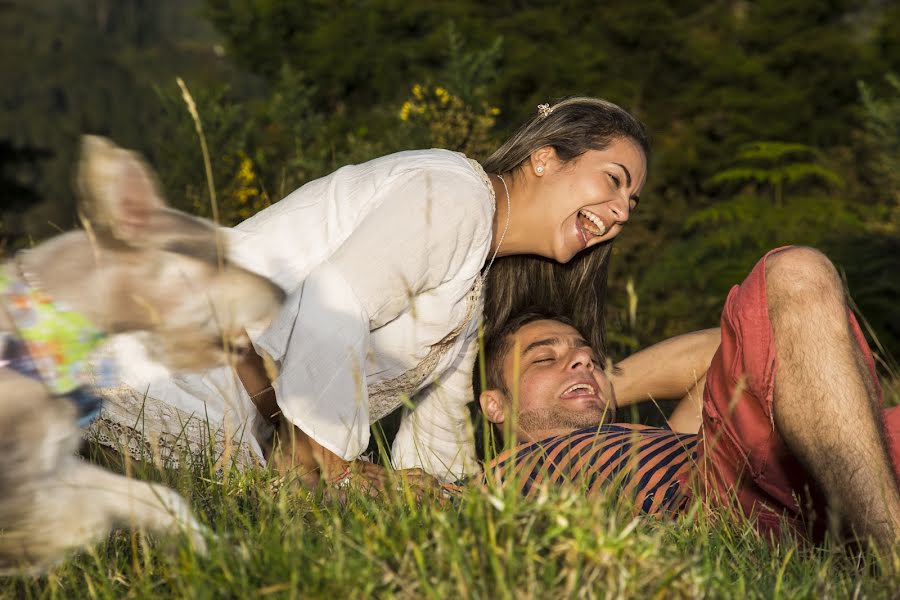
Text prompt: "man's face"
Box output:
[[484, 319, 616, 439]]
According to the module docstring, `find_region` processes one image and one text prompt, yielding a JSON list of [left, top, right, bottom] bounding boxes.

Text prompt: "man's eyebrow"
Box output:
[[612, 162, 640, 202], [521, 337, 562, 356], [521, 336, 595, 356]]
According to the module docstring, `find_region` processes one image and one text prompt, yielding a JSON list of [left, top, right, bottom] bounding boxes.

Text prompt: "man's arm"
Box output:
[[610, 328, 720, 433]]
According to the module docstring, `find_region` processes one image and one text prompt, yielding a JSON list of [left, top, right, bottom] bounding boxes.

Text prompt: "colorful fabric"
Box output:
[[0, 263, 112, 426], [697, 247, 900, 540], [480, 424, 697, 515]]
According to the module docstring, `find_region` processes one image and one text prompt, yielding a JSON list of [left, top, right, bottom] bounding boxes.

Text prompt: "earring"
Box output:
[[536, 165, 545, 175]]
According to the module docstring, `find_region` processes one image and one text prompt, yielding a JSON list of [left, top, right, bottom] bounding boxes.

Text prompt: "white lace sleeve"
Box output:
[[257, 165, 492, 461], [390, 322, 481, 481]]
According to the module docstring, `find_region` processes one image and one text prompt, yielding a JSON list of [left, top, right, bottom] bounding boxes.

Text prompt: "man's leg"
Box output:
[[766, 246, 900, 548]]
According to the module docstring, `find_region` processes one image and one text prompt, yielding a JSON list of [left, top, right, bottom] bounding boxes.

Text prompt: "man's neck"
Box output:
[[516, 427, 579, 444]]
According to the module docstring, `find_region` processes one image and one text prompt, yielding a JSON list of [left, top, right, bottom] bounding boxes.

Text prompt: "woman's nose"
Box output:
[[608, 196, 630, 224]]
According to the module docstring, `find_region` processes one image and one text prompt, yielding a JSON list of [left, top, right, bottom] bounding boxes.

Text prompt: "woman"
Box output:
[[90, 97, 649, 486]]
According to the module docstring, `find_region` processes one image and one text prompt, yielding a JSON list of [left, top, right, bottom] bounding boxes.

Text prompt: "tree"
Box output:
[[707, 141, 843, 208]]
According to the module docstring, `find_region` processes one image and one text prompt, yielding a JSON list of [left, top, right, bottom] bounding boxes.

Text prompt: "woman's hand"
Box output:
[[270, 420, 349, 489], [341, 464, 448, 504], [233, 339, 280, 424], [269, 421, 447, 501], [269, 422, 447, 502]]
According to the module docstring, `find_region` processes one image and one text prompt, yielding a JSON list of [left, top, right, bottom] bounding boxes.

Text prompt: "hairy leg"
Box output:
[[766, 247, 900, 548]]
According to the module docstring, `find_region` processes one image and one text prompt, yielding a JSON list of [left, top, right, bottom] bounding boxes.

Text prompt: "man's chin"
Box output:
[[517, 405, 613, 434]]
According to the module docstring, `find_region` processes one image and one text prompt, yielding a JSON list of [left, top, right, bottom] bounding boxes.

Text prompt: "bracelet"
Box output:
[[330, 466, 353, 489]]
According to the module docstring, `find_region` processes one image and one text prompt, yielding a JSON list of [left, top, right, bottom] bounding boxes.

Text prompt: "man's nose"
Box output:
[[568, 348, 595, 370]]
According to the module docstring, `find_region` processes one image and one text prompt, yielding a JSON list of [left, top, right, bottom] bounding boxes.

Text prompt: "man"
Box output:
[[477, 247, 900, 549]]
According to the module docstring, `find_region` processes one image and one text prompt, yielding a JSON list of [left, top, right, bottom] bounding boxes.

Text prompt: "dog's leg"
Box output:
[[3, 459, 211, 573], [52, 460, 210, 554]]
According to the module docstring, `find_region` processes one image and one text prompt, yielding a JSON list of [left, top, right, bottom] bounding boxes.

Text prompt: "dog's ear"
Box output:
[[77, 135, 169, 243]]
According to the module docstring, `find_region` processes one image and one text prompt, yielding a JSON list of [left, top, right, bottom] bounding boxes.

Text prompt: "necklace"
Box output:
[[484, 173, 510, 275]]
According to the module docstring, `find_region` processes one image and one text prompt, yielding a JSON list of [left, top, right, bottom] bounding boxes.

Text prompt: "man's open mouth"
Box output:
[[560, 381, 597, 399]]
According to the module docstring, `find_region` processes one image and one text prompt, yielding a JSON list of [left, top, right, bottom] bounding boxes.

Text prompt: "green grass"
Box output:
[[2, 442, 899, 600]]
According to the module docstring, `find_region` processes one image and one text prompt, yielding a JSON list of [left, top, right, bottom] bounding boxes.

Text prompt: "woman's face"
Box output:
[[532, 137, 647, 263]]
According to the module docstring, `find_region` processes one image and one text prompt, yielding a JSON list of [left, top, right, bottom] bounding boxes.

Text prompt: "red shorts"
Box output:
[[695, 247, 900, 539]]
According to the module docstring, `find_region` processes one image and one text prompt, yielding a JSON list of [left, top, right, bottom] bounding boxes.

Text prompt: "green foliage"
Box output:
[[859, 74, 900, 209], [397, 84, 501, 159], [148, 23, 505, 226], [438, 24, 502, 107], [708, 141, 844, 206], [831, 75, 900, 363], [150, 68, 338, 225], [151, 83, 255, 220], [632, 136, 862, 343], [4, 0, 900, 359], [640, 192, 865, 334], [203, 0, 471, 111], [0, 0, 250, 240]]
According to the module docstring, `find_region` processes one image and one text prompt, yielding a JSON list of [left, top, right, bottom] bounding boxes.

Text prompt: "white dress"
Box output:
[[89, 149, 494, 481]]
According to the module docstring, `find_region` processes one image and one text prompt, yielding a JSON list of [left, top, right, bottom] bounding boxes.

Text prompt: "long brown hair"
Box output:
[[481, 97, 650, 365]]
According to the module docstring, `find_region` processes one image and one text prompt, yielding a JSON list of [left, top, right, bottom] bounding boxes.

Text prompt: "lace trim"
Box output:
[[465, 158, 495, 209], [367, 275, 483, 421], [84, 383, 262, 470]]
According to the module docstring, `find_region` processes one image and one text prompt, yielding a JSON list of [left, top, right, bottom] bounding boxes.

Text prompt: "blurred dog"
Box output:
[[0, 136, 285, 574]]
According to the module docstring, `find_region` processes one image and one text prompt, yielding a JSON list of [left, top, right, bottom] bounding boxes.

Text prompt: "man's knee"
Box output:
[[765, 246, 843, 306]]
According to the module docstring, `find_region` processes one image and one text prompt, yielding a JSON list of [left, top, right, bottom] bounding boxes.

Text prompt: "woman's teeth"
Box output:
[[579, 210, 606, 237]]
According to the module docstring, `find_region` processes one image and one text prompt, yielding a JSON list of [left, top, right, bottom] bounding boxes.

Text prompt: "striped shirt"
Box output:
[[480, 424, 698, 515]]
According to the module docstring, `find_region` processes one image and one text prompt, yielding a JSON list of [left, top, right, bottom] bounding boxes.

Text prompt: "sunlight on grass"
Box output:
[[2, 439, 898, 599]]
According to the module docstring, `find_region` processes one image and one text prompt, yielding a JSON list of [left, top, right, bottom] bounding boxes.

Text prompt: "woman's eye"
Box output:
[[533, 357, 555, 364], [608, 173, 621, 188]]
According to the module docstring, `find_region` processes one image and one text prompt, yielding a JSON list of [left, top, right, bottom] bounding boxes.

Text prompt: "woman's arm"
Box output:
[[611, 328, 720, 407], [234, 345, 278, 422]]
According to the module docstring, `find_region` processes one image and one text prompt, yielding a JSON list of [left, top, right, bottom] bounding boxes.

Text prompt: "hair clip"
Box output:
[[537, 103, 553, 118]]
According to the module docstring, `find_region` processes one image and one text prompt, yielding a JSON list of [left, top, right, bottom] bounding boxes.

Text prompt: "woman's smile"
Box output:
[[576, 209, 608, 247]]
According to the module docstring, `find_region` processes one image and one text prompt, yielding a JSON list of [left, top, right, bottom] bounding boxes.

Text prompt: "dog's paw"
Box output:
[[145, 484, 213, 556]]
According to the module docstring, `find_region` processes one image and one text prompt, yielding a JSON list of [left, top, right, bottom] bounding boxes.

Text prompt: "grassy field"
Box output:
[[2, 436, 899, 600]]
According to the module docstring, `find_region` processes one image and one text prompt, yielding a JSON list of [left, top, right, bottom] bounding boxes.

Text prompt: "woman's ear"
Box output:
[[479, 389, 507, 425], [529, 146, 557, 177]]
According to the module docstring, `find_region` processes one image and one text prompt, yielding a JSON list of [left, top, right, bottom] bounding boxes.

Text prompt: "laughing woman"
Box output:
[[91, 97, 649, 486]]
